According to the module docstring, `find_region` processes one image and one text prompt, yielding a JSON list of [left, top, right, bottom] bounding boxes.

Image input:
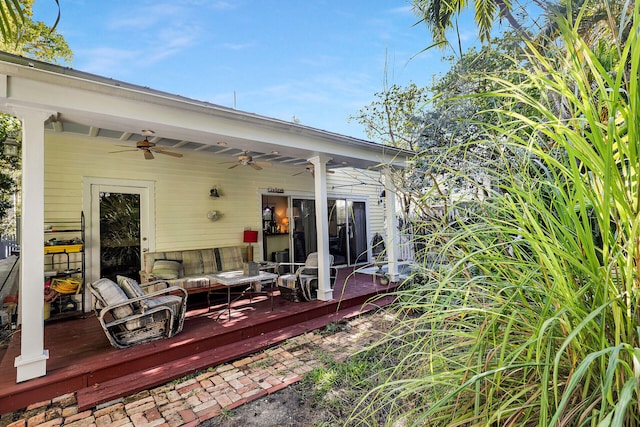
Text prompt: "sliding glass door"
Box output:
[[291, 197, 368, 266], [328, 199, 368, 266], [350, 201, 368, 264], [291, 198, 317, 263]]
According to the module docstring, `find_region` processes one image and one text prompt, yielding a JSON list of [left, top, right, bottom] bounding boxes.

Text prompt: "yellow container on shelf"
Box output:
[[44, 244, 82, 254]]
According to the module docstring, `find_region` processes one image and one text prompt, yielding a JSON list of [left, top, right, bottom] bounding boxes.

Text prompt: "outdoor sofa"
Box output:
[[139, 246, 247, 295]]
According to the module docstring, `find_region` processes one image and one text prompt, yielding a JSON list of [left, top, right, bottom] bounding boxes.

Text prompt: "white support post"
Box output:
[[13, 108, 53, 382], [308, 154, 333, 301], [384, 167, 399, 282]]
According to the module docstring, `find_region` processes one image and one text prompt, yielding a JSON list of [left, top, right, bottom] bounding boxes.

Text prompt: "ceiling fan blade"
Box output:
[[153, 150, 183, 158], [109, 149, 138, 154], [327, 170, 335, 174], [143, 149, 154, 160], [228, 164, 240, 169], [114, 144, 135, 149], [152, 145, 176, 152], [292, 170, 306, 176], [250, 163, 262, 170]]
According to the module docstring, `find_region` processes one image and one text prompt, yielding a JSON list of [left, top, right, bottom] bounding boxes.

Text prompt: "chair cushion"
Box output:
[[116, 275, 145, 298], [277, 274, 298, 289], [92, 278, 134, 319], [145, 295, 182, 315], [304, 252, 319, 268], [201, 249, 216, 274], [181, 251, 204, 275], [214, 246, 244, 272], [152, 260, 183, 279], [124, 310, 169, 331], [165, 276, 210, 290]]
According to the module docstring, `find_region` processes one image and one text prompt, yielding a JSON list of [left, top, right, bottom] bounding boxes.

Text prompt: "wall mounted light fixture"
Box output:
[[378, 189, 386, 205], [207, 210, 222, 221], [3, 135, 19, 158]]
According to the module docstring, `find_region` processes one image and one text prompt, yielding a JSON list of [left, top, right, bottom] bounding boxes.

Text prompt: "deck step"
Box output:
[[81, 288, 382, 387], [76, 297, 393, 410]]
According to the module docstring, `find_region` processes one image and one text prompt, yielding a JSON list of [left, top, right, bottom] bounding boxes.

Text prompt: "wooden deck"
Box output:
[[0, 269, 395, 414]]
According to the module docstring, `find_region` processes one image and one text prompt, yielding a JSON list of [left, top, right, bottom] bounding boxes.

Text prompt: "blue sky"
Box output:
[[33, 1, 483, 140]]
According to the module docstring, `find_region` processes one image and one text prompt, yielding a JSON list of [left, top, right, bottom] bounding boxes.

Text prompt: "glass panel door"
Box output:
[[99, 192, 141, 281], [350, 201, 368, 264], [85, 179, 153, 287], [291, 198, 316, 263], [292, 197, 368, 267], [328, 199, 347, 265], [329, 199, 368, 266]]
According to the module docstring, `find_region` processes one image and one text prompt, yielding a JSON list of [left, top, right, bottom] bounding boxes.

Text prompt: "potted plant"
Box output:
[[378, 272, 390, 286]]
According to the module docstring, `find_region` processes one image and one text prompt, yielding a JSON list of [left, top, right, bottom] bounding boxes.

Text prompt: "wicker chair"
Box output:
[[88, 275, 188, 349], [276, 253, 336, 302]]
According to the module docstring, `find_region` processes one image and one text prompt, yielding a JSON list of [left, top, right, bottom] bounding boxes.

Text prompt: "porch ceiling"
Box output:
[[0, 52, 412, 171], [43, 119, 363, 170]]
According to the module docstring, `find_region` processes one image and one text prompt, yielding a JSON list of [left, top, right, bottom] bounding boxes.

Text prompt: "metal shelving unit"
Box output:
[[44, 212, 85, 320]]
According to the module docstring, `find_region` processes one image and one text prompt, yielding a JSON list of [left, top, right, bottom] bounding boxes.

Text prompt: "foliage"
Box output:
[[365, 33, 530, 223], [412, 0, 528, 46], [0, 0, 70, 64], [352, 82, 429, 151], [0, 0, 23, 40], [0, 115, 19, 237], [0, 0, 70, 238], [302, 347, 395, 425], [349, 2, 640, 425], [539, 0, 636, 51]]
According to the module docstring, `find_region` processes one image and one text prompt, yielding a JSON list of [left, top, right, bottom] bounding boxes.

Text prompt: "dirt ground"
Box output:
[[203, 381, 331, 427]]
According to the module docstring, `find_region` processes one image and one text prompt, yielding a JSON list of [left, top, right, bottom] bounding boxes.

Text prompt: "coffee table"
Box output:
[[208, 270, 278, 319]]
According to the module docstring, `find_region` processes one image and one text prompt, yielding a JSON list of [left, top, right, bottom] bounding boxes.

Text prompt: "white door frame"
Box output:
[[82, 177, 155, 290]]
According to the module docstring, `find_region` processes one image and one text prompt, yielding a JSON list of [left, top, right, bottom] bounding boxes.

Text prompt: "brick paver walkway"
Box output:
[[1, 310, 392, 427]]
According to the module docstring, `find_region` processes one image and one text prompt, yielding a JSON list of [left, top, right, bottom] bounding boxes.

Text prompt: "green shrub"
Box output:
[[350, 3, 640, 426]]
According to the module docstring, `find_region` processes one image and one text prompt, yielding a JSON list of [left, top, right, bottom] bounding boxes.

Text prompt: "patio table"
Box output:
[[208, 270, 278, 320]]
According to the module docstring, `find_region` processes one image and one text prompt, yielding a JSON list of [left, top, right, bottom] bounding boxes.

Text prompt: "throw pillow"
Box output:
[[151, 259, 182, 280], [91, 278, 134, 319], [116, 275, 145, 298]]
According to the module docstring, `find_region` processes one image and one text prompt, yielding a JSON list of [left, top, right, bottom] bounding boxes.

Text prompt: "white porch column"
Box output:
[[308, 154, 332, 301], [384, 167, 399, 282], [13, 108, 52, 382]]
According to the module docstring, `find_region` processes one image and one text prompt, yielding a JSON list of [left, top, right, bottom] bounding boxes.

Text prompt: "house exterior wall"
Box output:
[[44, 132, 385, 258]]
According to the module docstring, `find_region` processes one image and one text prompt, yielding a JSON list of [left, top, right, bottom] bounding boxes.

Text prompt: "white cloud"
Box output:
[[75, 47, 140, 75], [219, 42, 256, 51]]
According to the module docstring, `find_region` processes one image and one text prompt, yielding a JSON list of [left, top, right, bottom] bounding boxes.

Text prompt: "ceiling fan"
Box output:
[[225, 150, 271, 170], [292, 163, 335, 176], [110, 135, 183, 160]]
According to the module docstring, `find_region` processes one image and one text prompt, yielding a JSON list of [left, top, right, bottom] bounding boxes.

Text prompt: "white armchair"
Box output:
[[276, 253, 336, 301], [88, 275, 188, 348]]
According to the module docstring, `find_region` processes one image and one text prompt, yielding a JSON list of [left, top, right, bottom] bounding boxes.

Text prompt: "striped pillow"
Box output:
[[92, 278, 134, 319], [116, 275, 145, 298], [151, 260, 182, 279], [215, 246, 244, 271]]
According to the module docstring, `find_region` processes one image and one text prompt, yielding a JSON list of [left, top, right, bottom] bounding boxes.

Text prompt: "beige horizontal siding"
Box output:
[[43, 133, 387, 255]]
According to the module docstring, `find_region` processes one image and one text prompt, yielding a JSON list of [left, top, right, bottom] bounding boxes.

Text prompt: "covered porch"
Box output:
[[0, 51, 412, 397]]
